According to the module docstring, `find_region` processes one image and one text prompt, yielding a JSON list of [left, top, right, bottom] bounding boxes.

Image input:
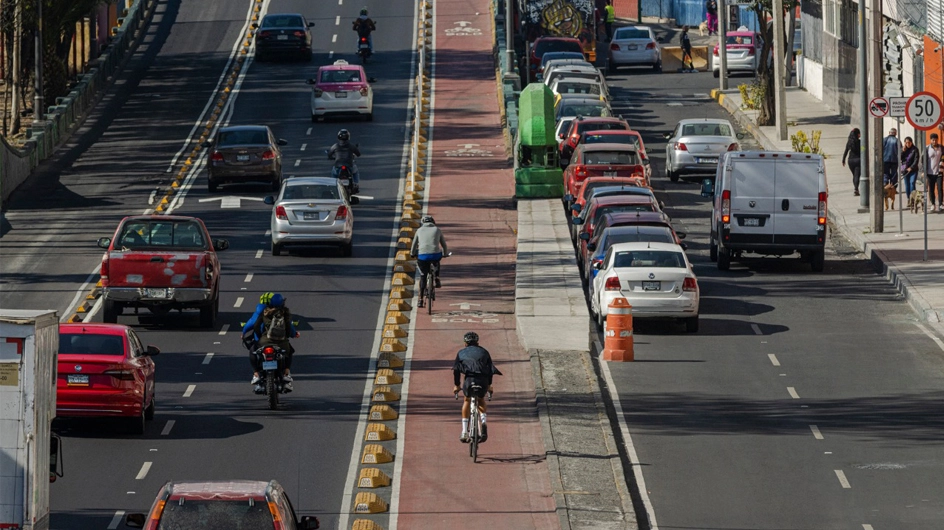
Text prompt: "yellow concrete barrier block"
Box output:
[[386, 299, 412, 311], [67, 314, 82, 323], [351, 520, 384, 530], [385, 311, 409, 325], [96, 280, 103, 288], [86, 292, 97, 300], [369, 404, 398, 421], [403, 200, 421, 211], [391, 273, 413, 286], [365, 423, 397, 442], [388, 287, 413, 300], [377, 352, 404, 369], [171, 181, 180, 189], [406, 181, 424, 192], [75, 303, 90, 314], [382, 325, 407, 339], [380, 338, 407, 352], [353, 492, 389, 513], [372, 385, 401, 402], [155, 204, 165, 212], [404, 191, 423, 202], [375, 368, 403, 384], [358, 468, 392, 489], [361, 444, 394, 465], [400, 210, 421, 221], [396, 237, 413, 250], [400, 219, 421, 230], [160, 195, 171, 205], [407, 172, 425, 182], [398, 225, 415, 238], [185, 158, 193, 166], [395, 250, 415, 262]]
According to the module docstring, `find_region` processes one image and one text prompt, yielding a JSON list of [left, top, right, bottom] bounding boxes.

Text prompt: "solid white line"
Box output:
[[294, 159, 301, 166], [107, 511, 124, 529], [234, 297, 244, 308], [751, 323, 762, 335], [300, 143, 307, 151], [335, 15, 340, 25], [835, 469, 851, 488], [332, 34, 337, 43], [60, 272, 100, 322], [244, 273, 254, 282], [810, 424, 823, 440], [787, 387, 800, 399], [255, 249, 264, 258], [202, 353, 214, 365], [183, 385, 196, 397], [219, 324, 230, 336], [768, 354, 780, 366], [915, 322, 944, 351], [161, 420, 175, 436], [135, 462, 152, 480]]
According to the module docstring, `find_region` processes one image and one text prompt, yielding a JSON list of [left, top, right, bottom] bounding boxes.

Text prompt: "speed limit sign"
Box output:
[[905, 92, 943, 131]]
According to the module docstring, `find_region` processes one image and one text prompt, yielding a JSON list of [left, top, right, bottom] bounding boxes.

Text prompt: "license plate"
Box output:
[[604, 171, 618, 176], [335, 91, 347, 98], [262, 360, 278, 370], [698, 157, 719, 164], [359, 43, 370, 49], [67, 374, 89, 385], [277, 35, 288, 40], [628, 44, 638, 50], [339, 179, 350, 187], [145, 288, 168, 298], [643, 281, 661, 291], [236, 154, 250, 162], [744, 218, 760, 226], [303, 212, 319, 220]]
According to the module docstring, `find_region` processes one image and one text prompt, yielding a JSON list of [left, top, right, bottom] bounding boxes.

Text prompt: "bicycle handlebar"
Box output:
[[454, 392, 459, 400]]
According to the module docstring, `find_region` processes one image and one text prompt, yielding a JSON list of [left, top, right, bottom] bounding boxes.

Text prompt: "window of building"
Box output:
[[839, 0, 858, 46], [823, 0, 839, 36]]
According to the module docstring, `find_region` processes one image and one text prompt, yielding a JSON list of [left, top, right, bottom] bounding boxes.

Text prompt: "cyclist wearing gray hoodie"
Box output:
[[410, 216, 448, 305]]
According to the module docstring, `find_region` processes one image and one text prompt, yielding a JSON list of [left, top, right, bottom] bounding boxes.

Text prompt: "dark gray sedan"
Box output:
[[205, 125, 286, 192], [252, 13, 314, 62]]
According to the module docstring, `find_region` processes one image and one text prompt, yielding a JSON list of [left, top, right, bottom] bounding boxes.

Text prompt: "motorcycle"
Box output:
[[252, 343, 289, 410], [326, 150, 361, 204], [357, 36, 372, 64]]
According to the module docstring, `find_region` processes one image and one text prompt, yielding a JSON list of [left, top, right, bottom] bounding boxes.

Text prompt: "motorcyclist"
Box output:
[[242, 292, 275, 345], [410, 215, 448, 308], [452, 332, 501, 443], [352, 8, 376, 53], [246, 293, 298, 392], [327, 129, 361, 193]]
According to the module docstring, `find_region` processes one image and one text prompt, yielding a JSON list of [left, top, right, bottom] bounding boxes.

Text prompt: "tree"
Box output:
[[747, 0, 797, 126]]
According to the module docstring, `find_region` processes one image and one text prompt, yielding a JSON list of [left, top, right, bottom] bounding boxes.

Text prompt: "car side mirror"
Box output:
[[213, 239, 230, 251], [676, 231, 687, 240], [578, 232, 590, 241], [700, 178, 715, 199], [203, 138, 214, 147], [659, 200, 666, 210], [572, 217, 584, 225], [146, 345, 160, 356], [277, 139, 288, 146], [736, 132, 745, 139], [125, 513, 146, 528], [586, 242, 597, 251], [563, 193, 574, 203], [663, 132, 672, 139], [97, 237, 111, 249], [680, 243, 688, 250], [571, 203, 582, 213], [657, 36, 664, 43], [264, 196, 275, 205], [306, 79, 317, 85], [300, 516, 321, 529], [307, 22, 315, 28], [368, 77, 377, 83], [350, 195, 360, 205]]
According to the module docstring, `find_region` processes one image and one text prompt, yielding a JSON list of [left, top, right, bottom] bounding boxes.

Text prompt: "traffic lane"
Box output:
[[0, 0, 259, 316]]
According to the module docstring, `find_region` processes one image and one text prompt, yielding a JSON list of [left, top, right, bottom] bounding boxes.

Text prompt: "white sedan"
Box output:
[[590, 241, 699, 333], [607, 25, 662, 72]]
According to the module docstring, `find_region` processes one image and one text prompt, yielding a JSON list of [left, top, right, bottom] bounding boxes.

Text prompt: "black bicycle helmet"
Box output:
[[463, 331, 479, 345], [338, 129, 350, 141], [422, 215, 435, 224]]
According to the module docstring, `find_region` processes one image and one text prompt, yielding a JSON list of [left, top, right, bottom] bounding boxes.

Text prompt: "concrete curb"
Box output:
[[530, 350, 573, 530], [709, 88, 943, 329]]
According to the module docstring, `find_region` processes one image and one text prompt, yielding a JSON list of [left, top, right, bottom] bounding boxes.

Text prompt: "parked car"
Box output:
[[265, 176, 354, 256], [582, 223, 685, 282], [543, 64, 606, 90], [608, 25, 662, 72], [555, 118, 576, 148], [555, 95, 611, 122], [567, 176, 651, 217], [542, 59, 594, 82], [97, 215, 229, 327], [579, 129, 652, 181], [663, 118, 742, 181], [562, 143, 646, 207], [710, 30, 763, 77], [252, 13, 314, 62], [527, 36, 585, 81], [205, 125, 287, 192], [125, 480, 320, 529], [572, 194, 661, 246], [549, 78, 606, 102], [540, 51, 587, 71], [560, 116, 632, 166], [590, 241, 699, 332], [57, 323, 159, 434], [307, 59, 374, 122]]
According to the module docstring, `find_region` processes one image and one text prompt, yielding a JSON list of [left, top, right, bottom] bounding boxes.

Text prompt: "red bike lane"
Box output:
[[393, 0, 558, 527]]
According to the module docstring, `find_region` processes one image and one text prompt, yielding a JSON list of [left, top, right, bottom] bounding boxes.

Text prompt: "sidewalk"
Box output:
[[712, 87, 944, 334]]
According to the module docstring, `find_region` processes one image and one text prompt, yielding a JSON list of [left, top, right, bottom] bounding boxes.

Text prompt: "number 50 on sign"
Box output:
[[905, 92, 943, 131]]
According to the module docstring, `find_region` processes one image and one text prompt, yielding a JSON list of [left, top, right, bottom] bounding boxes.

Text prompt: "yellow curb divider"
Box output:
[[390, 273, 413, 286], [364, 423, 396, 441], [369, 404, 398, 420], [353, 492, 388, 513], [384, 311, 409, 325], [396, 238, 412, 250], [388, 288, 413, 300], [379, 338, 407, 352], [361, 445, 394, 465], [351, 520, 384, 530], [377, 352, 404, 368], [358, 468, 392, 488], [386, 299, 412, 311], [382, 325, 408, 338], [374, 368, 403, 384], [395, 250, 415, 262], [372, 386, 400, 402]]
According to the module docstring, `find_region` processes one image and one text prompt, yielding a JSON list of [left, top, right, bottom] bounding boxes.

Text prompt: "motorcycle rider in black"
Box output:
[[327, 129, 361, 193]]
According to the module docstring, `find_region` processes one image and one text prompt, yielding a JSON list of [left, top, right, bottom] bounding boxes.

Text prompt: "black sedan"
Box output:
[[253, 13, 314, 62], [205, 125, 287, 192]]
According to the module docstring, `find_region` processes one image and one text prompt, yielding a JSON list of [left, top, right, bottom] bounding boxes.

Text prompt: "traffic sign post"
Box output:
[[905, 92, 943, 262], [889, 97, 907, 118], [869, 97, 889, 118]]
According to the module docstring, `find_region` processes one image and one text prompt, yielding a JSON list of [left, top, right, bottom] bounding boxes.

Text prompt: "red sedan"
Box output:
[[57, 323, 159, 434], [562, 143, 646, 209]]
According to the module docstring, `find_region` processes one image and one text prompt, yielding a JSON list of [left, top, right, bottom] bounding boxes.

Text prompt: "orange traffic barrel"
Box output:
[[603, 297, 634, 361]]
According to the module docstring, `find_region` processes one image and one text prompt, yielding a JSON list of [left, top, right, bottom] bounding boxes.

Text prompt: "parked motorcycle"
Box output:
[[357, 37, 372, 64]]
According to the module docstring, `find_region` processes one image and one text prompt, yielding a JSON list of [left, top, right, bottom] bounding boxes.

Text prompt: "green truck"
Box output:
[[514, 84, 564, 198]]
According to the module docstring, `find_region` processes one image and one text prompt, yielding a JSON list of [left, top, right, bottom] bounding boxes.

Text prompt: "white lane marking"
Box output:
[[810, 424, 824, 440], [329, 50, 334, 58], [202, 353, 214, 365], [219, 324, 230, 336], [862, 525, 874, 530], [751, 323, 762, 335], [353, 194, 374, 200], [135, 462, 152, 480], [244, 273, 254, 282], [294, 159, 301, 167], [335, 15, 340, 25], [768, 354, 780, 366], [265, 230, 272, 236], [161, 420, 175, 436], [332, 34, 337, 43], [234, 297, 244, 308], [183, 385, 196, 397], [835, 470, 851, 488], [306, 127, 312, 135], [300, 143, 307, 151], [255, 249, 264, 258], [788, 387, 800, 399], [338, 0, 342, 4], [915, 323, 944, 351], [107, 511, 125, 529]]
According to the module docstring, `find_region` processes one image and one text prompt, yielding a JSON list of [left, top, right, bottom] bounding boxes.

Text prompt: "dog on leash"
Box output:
[[908, 190, 925, 213], [883, 183, 897, 210], [697, 21, 708, 36]]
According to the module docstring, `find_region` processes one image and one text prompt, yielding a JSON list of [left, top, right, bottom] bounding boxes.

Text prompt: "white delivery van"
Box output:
[[706, 151, 828, 271]]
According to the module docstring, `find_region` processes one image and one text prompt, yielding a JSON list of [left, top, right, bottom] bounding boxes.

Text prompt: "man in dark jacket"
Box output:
[[327, 129, 361, 192], [353, 8, 376, 52], [452, 332, 500, 443], [249, 293, 298, 392]]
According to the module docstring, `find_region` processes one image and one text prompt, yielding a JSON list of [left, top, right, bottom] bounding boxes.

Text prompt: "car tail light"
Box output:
[[210, 151, 223, 162], [721, 189, 731, 224], [728, 143, 739, 151], [314, 88, 324, 97], [261, 150, 276, 161], [268, 501, 285, 530], [275, 205, 288, 220], [100, 258, 109, 284], [144, 499, 166, 530], [104, 369, 135, 381], [293, 31, 305, 37], [335, 205, 349, 220], [748, 46, 756, 55], [359, 87, 369, 96], [713, 47, 719, 56], [675, 142, 687, 151], [259, 31, 271, 38], [574, 164, 588, 180], [646, 42, 655, 50], [605, 276, 621, 291], [818, 192, 827, 225], [683, 277, 698, 291], [205, 261, 214, 282], [610, 43, 620, 51]]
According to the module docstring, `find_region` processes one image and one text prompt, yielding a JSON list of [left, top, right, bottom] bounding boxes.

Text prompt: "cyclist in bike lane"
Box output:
[[410, 215, 448, 308], [452, 332, 502, 443]]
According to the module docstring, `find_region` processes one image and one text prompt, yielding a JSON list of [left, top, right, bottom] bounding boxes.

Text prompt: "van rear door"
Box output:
[[773, 159, 820, 243], [729, 159, 775, 244]]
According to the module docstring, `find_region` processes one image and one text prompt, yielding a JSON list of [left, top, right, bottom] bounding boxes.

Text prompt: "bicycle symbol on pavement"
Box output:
[[445, 21, 482, 36], [444, 143, 495, 157]]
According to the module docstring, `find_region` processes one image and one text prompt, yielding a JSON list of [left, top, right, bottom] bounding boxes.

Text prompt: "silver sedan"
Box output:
[[663, 119, 742, 182], [265, 176, 354, 256]]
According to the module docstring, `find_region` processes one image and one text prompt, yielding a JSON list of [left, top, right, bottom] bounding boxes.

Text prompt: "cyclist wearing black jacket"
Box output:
[[452, 331, 501, 443]]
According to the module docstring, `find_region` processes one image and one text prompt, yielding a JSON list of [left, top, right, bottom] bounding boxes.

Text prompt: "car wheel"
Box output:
[[271, 241, 282, 256], [717, 245, 731, 271], [684, 316, 699, 333], [310, 112, 317, 123], [199, 297, 218, 329], [102, 299, 119, 323], [810, 249, 825, 272], [340, 241, 353, 257], [129, 405, 146, 435], [713, 69, 720, 78], [709, 238, 718, 262], [653, 61, 662, 72], [208, 177, 219, 193], [144, 392, 155, 421], [667, 164, 679, 182]]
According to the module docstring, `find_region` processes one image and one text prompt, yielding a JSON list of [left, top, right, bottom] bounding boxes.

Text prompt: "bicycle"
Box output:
[[420, 252, 451, 315], [456, 385, 491, 463]]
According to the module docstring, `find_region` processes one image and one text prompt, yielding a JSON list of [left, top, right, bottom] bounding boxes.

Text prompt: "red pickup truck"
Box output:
[[97, 215, 229, 327]]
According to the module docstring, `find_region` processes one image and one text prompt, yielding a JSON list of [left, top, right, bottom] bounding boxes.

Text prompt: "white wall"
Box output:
[[799, 56, 824, 101]]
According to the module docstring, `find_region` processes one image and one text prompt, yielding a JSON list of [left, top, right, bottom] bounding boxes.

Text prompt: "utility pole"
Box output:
[[718, 0, 728, 90], [11, 0, 22, 133], [870, 0, 883, 232], [33, 0, 44, 125], [504, 0, 514, 75], [857, 0, 869, 210], [772, 0, 788, 140]]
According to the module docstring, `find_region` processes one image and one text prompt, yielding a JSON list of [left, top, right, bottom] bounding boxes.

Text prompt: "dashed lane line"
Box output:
[[183, 385, 196, 397], [107, 511, 125, 529], [306, 127, 312, 135], [787, 387, 800, 399], [219, 324, 230, 336], [244, 273, 254, 282], [300, 143, 307, 151], [332, 34, 337, 43], [809, 425, 823, 440], [751, 323, 762, 335], [862, 525, 874, 530], [335, 15, 340, 25], [202, 353, 214, 365], [295, 159, 301, 166], [234, 297, 244, 308], [835, 470, 851, 489], [135, 462, 152, 480], [768, 354, 780, 366], [161, 420, 175, 436], [255, 249, 264, 258]]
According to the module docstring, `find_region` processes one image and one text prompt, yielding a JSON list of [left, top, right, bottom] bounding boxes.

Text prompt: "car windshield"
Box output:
[[603, 230, 674, 248], [118, 220, 206, 249], [282, 184, 340, 200], [535, 40, 583, 56], [552, 72, 599, 84], [560, 104, 606, 117], [262, 15, 304, 28], [615, 28, 650, 40], [592, 204, 654, 226], [614, 250, 685, 268], [584, 134, 634, 145], [580, 122, 627, 134], [681, 123, 732, 136], [542, 52, 585, 67], [60, 333, 124, 356], [157, 499, 271, 530], [320, 69, 362, 83], [557, 83, 600, 95], [584, 150, 637, 164], [726, 35, 753, 45], [218, 129, 268, 146]]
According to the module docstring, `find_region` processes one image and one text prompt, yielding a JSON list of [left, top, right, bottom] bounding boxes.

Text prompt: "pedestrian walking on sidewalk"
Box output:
[[901, 137, 918, 202], [705, 0, 718, 35], [882, 128, 902, 187], [842, 128, 861, 196], [926, 133, 944, 212], [681, 26, 693, 70], [604, 0, 615, 41]]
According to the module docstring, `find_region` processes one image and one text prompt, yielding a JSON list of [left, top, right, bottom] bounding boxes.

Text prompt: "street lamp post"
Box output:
[[33, 0, 44, 125]]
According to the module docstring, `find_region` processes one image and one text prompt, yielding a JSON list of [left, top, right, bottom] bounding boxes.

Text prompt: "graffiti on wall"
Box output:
[[522, 0, 594, 44]]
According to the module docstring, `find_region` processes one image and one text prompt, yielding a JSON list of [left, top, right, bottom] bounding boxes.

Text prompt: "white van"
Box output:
[[705, 151, 828, 271]]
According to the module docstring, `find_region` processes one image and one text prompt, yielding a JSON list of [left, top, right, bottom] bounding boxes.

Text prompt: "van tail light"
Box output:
[[210, 151, 224, 162], [574, 164, 588, 179], [293, 31, 305, 37], [359, 87, 369, 96], [646, 42, 655, 50], [817, 192, 827, 225], [335, 205, 349, 220], [100, 258, 109, 284], [610, 43, 620, 51], [728, 143, 739, 151], [104, 369, 135, 381], [604, 276, 621, 291], [275, 206, 288, 220], [721, 189, 731, 224], [675, 142, 687, 151], [682, 277, 698, 291], [261, 150, 276, 161]]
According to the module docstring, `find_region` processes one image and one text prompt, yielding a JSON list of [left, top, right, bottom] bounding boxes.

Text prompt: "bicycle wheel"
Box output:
[[426, 274, 434, 314], [470, 403, 479, 462]]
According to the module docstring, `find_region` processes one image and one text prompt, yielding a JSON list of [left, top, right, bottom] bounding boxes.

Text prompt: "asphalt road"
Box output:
[[599, 65, 944, 528], [0, 0, 416, 528]]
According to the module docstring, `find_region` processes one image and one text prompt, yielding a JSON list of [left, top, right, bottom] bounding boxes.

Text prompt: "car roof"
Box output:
[[579, 142, 638, 152], [219, 125, 267, 132], [677, 118, 733, 125], [607, 241, 684, 253], [319, 60, 362, 71], [554, 77, 602, 86], [59, 323, 130, 335], [603, 211, 670, 223], [284, 176, 338, 186], [164, 480, 274, 499], [590, 194, 653, 206], [535, 36, 581, 43], [603, 224, 673, 236], [583, 129, 635, 135], [589, 185, 653, 196]]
